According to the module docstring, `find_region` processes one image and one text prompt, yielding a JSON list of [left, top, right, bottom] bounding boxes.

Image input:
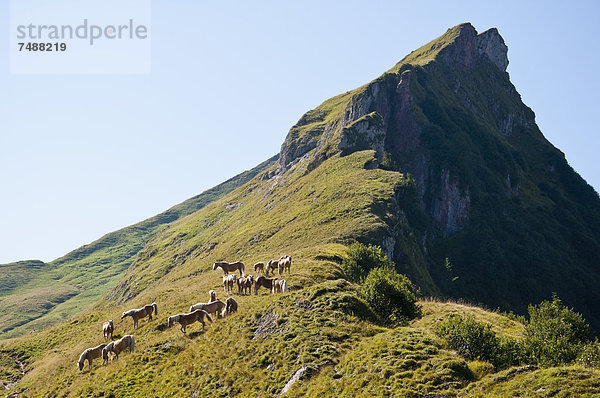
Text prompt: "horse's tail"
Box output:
[[129, 335, 135, 352], [152, 302, 158, 315], [241, 262, 245, 277], [282, 280, 289, 293], [202, 310, 212, 323]]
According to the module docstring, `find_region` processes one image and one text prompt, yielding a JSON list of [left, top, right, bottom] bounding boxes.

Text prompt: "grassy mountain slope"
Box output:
[[0, 155, 278, 339], [277, 22, 600, 329], [2, 149, 597, 396], [2, 23, 600, 396]]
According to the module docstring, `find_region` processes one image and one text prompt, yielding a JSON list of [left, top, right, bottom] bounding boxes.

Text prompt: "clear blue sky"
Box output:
[[1, 0, 598, 264]]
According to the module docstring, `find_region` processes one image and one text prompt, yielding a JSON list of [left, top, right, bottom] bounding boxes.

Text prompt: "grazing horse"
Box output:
[[121, 303, 158, 329], [102, 335, 135, 364], [213, 261, 245, 276], [223, 274, 237, 294], [209, 290, 217, 303], [265, 260, 279, 277], [222, 297, 238, 317], [237, 275, 254, 295], [168, 309, 212, 334], [78, 343, 107, 371], [254, 276, 279, 295], [103, 320, 114, 340], [253, 262, 265, 276], [278, 255, 292, 276], [189, 299, 226, 319], [272, 279, 289, 294]]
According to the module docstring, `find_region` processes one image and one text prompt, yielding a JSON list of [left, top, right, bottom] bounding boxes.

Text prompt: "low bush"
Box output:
[[435, 314, 498, 363], [524, 296, 590, 366], [361, 265, 420, 324], [341, 242, 394, 283], [577, 341, 600, 368], [435, 314, 526, 369]]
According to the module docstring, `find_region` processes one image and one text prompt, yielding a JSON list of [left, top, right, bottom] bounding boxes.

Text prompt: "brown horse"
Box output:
[[103, 320, 114, 340], [121, 303, 158, 329], [78, 343, 107, 371], [209, 289, 217, 303], [253, 262, 265, 276], [272, 278, 289, 294], [223, 274, 237, 294], [278, 255, 292, 276], [222, 297, 238, 317], [254, 276, 279, 295], [265, 260, 279, 277], [237, 275, 254, 295], [189, 299, 226, 319], [102, 335, 135, 364], [168, 309, 212, 334], [213, 261, 245, 276]]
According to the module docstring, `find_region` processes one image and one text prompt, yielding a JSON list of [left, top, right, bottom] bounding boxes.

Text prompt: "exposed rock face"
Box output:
[[433, 170, 471, 237], [477, 28, 509, 71], [338, 111, 386, 162], [438, 23, 479, 69]]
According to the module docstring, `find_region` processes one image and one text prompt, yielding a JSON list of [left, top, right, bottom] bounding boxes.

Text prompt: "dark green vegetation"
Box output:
[[434, 295, 599, 380], [2, 22, 600, 396], [0, 156, 278, 339]]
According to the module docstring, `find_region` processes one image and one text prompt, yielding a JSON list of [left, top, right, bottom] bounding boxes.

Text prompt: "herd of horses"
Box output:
[[77, 255, 292, 371]]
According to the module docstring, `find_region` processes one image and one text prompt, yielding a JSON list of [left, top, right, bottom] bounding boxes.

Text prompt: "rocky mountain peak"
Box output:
[[477, 28, 509, 71]]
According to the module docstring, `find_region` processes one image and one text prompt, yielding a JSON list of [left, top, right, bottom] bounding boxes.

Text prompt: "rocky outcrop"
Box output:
[[338, 112, 385, 162], [432, 170, 470, 237], [477, 28, 509, 71]]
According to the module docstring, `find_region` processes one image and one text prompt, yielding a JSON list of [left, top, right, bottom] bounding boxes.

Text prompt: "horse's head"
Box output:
[[248, 275, 254, 283], [77, 349, 88, 371], [108, 320, 113, 326], [213, 262, 219, 270], [121, 311, 127, 319], [167, 316, 174, 328]]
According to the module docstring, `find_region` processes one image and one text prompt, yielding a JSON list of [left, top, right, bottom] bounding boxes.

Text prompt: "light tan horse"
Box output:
[[121, 303, 158, 329], [253, 262, 265, 276], [254, 276, 279, 295], [223, 274, 237, 294], [237, 275, 254, 295], [278, 255, 292, 276], [209, 290, 217, 303], [168, 309, 212, 334], [265, 260, 279, 277], [189, 299, 226, 319], [272, 279, 289, 294], [102, 335, 135, 364], [221, 297, 238, 317], [78, 343, 107, 371], [103, 320, 114, 340], [213, 261, 245, 276]]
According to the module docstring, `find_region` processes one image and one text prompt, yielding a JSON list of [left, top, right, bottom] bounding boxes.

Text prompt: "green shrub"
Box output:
[[361, 265, 420, 324], [524, 296, 591, 366], [495, 336, 528, 368], [577, 341, 600, 368], [341, 242, 395, 282], [435, 315, 498, 363]]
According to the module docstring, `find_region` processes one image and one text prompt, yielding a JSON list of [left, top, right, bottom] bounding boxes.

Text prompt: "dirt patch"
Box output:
[[253, 311, 282, 339]]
